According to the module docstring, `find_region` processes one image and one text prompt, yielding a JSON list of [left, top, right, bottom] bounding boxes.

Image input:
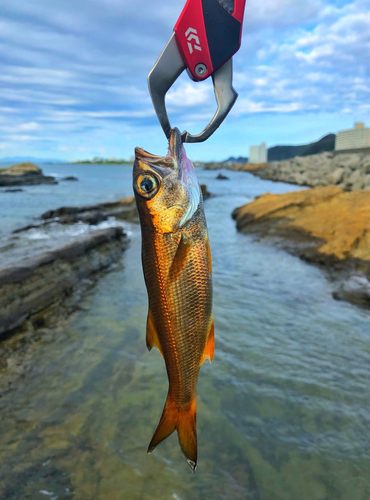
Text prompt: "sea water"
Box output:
[[0, 164, 369, 499]]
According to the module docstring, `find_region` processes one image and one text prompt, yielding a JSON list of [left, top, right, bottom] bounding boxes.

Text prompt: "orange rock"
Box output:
[[233, 186, 370, 264]]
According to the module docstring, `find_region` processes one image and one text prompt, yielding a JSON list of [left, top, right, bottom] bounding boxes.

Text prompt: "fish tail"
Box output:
[[177, 398, 197, 472], [148, 394, 197, 472]]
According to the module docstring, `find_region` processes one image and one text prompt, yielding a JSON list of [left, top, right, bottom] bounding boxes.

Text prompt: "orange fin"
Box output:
[[169, 234, 192, 282], [148, 394, 198, 472], [201, 317, 215, 365], [206, 236, 212, 273], [146, 308, 163, 356], [177, 398, 197, 472]]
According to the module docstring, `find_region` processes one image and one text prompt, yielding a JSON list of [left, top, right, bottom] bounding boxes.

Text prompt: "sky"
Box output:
[[0, 0, 369, 161]]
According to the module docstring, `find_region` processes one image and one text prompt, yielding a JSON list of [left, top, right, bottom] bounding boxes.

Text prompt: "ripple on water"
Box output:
[[0, 167, 369, 499]]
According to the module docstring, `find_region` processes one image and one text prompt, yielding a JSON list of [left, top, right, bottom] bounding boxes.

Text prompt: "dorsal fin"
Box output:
[[146, 308, 163, 357], [169, 234, 192, 282]]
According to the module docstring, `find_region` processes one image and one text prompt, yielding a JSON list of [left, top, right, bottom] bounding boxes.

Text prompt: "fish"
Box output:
[[133, 127, 214, 472]]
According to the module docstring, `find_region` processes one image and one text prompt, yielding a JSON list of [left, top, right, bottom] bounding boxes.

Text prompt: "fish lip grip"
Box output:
[[148, 0, 246, 143]]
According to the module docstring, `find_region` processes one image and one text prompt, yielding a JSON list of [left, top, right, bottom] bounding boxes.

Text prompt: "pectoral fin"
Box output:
[[146, 308, 163, 356], [169, 234, 192, 282], [201, 317, 215, 365]]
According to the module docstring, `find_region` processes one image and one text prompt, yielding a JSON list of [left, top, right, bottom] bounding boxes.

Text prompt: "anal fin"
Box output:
[[146, 308, 163, 356], [201, 317, 215, 365]]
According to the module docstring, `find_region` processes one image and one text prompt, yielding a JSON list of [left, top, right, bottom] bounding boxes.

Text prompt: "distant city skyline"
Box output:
[[0, 0, 369, 162]]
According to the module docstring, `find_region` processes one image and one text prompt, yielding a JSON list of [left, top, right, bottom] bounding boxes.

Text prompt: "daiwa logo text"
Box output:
[[185, 28, 202, 54]]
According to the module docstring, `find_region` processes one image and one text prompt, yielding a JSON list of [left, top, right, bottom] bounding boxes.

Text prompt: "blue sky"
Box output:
[[0, 0, 369, 161]]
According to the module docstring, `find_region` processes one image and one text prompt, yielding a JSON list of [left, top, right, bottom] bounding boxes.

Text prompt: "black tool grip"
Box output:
[[202, 0, 241, 73]]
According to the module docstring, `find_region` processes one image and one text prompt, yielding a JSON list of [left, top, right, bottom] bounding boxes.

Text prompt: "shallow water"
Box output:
[[0, 166, 369, 499]]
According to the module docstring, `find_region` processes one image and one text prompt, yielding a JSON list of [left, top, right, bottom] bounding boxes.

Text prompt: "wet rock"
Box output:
[[4, 188, 23, 193], [333, 275, 370, 307], [200, 184, 211, 200], [14, 197, 139, 234], [59, 210, 109, 225], [233, 186, 370, 308], [61, 176, 78, 181], [0, 227, 128, 338], [0, 162, 57, 187], [216, 173, 229, 180], [41, 197, 139, 223]]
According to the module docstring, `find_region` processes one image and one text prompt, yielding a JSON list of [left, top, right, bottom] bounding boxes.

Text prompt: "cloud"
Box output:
[[0, 0, 369, 159]]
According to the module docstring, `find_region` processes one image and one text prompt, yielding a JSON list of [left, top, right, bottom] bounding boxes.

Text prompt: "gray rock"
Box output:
[[0, 227, 128, 337], [333, 275, 370, 307], [327, 167, 345, 185], [344, 169, 364, 191], [247, 151, 370, 191]]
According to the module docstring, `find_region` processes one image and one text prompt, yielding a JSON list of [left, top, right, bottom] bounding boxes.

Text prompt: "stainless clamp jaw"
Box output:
[[147, 0, 246, 143], [148, 33, 238, 143]]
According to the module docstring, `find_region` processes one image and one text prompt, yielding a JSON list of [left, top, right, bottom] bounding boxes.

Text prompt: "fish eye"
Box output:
[[135, 174, 159, 198]]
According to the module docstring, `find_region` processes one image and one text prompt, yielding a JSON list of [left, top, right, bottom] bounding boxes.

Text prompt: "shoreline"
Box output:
[[0, 184, 211, 348], [232, 186, 370, 308], [228, 151, 370, 191]]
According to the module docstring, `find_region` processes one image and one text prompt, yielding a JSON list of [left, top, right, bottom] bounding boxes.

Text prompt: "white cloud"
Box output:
[[19, 122, 40, 131], [0, 0, 369, 159], [235, 100, 301, 114], [166, 82, 213, 108]]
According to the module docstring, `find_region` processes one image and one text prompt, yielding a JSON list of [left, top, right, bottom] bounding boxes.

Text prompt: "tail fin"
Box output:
[[147, 394, 197, 472]]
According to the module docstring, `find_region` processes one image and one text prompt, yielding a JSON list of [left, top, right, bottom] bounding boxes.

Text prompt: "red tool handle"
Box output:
[[174, 0, 246, 81]]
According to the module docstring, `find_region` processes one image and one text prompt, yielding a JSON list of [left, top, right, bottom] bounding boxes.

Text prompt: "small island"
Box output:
[[0, 162, 57, 187]]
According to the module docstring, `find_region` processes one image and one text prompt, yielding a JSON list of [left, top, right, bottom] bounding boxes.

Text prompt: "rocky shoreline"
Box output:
[[0, 227, 127, 340], [230, 151, 370, 191], [0, 183, 212, 347], [0, 196, 137, 346], [232, 186, 370, 308]]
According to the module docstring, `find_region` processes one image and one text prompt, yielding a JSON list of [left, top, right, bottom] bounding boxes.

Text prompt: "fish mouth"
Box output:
[[134, 129, 201, 227], [134, 128, 182, 177]]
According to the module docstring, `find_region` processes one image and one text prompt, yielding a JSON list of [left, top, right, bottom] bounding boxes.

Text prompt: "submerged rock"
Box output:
[[61, 176, 79, 181], [216, 173, 229, 180], [0, 162, 57, 187], [4, 188, 23, 193]]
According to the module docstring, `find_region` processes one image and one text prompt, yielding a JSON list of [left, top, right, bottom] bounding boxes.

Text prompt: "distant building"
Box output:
[[335, 122, 370, 151], [249, 142, 267, 164]]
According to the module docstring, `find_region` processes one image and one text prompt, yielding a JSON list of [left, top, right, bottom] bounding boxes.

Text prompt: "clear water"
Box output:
[[0, 165, 369, 499]]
